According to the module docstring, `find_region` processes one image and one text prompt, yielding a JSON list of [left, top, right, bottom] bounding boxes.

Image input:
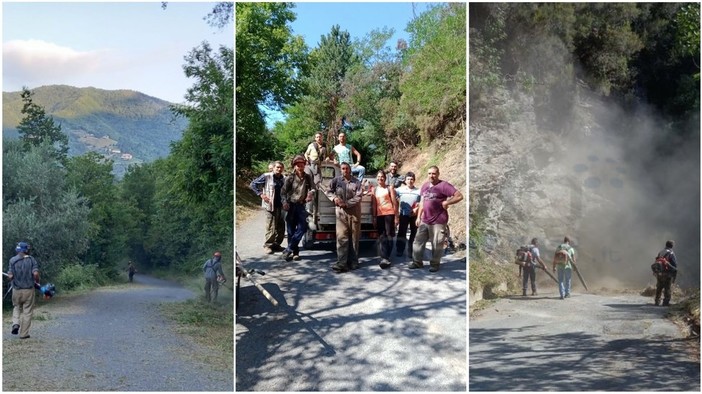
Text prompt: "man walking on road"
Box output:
[[410, 166, 463, 272], [552, 236, 576, 299], [127, 261, 137, 283], [522, 238, 547, 296], [249, 161, 286, 254], [652, 240, 678, 306], [7, 241, 40, 339], [281, 155, 315, 261], [326, 162, 364, 273], [203, 251, 225, 302]]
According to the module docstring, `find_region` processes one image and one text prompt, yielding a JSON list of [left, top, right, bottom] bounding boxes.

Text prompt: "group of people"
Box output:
[[517, 238, 679, 305], [249, 132, 464, 273]]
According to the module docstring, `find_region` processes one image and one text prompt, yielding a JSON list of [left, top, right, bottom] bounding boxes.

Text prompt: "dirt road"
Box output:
[[469, 291, 700, 391], [236, 209, 467, 391], [2, 275, 233, 391]]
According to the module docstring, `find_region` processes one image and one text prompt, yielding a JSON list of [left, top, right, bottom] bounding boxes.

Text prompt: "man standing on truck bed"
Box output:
[[249, 161, 286, 254], [304, 132, 327, 185], [281, 155, 316, 261], [411, 166, 463, 273], [332, 132, 365, 180], [326, 162, 364, 273]]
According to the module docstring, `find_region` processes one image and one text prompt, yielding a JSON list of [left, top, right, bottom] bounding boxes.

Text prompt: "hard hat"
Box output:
[[15, 242, 29, 253], [214, 251, 222, 257]]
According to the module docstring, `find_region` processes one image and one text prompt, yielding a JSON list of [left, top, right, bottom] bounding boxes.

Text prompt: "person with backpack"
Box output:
[[552, 236, 576, 300], [7, 242, 40, 339], [203, 251, 225, 303], [521, 238, 547, 296], [304, 132, 328, 185], [651, 240, 678, 306], [281, 155, 316, 262]]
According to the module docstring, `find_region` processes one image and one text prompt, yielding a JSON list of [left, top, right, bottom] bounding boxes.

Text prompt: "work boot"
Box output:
[[379, 259, 392, 269], [662, 300, 670, 306], [532, 290, 537, 296], [282, 250, 293, 262], [332, 263, 348, 273], [350, 262, 360, 270], [429, 265, 440, 273], [11, 324, 19, 335], [522, 290, 527, 297], [654, 299, 660, 306]]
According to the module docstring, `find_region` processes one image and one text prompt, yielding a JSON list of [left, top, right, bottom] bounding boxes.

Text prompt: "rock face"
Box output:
[[470, 87, 700, 289]]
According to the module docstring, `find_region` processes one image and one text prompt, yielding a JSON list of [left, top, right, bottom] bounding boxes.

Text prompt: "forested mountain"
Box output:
[[469, 3, 700, 289], [3, 85, 188, 175]]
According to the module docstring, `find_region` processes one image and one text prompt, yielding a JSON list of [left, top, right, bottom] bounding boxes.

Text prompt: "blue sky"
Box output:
[[1, 2, 233, 104], [262, 2, 439, 127]]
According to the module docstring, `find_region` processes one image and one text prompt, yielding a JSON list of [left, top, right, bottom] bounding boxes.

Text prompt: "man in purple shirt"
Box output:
[[410, 166, 463, 272]]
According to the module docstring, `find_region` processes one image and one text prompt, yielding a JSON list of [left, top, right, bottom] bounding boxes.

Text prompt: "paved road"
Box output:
[[470, 291, 700, 391], [3, 275, 233, 391], [236, 209, 466, 391]]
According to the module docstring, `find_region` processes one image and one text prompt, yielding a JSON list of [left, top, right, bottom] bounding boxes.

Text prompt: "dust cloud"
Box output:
[[543, 99, 700, 289]]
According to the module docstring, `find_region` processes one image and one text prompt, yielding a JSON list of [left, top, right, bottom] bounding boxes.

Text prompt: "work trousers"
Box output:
[[12, 288, 35, 338], [396, 215, 418, 255], [264, 206, 286, 248], [557, 266, 572, 297], [205, 278, 219, 302], [412, 223, 447, 268], [655, 274, 673, 305], [336, 206, 361, 266], [285, 202, 308, 254], [376, 214, 396, 259], [522, 265, 537, 293]]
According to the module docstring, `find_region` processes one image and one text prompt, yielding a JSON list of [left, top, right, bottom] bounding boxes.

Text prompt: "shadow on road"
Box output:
[[235, 252, 466, 391], [469, 327, 700, 391]]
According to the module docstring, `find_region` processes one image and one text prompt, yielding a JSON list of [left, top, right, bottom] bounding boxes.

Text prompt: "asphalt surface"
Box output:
[[469, 291, 700, 391], [235, 209, 467, 391], [2, 275, 233, 391]]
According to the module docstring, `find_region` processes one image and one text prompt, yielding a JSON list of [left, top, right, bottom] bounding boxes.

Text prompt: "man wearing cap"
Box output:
[[203, 251, 225, 302], [7, 242, 40, 339], [281, 155, 316, 261]]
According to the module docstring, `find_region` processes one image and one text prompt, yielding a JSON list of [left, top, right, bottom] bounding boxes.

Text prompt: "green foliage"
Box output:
[[3, 140, 91, 280], [55, 263, 106, 291], [236, 2, 307, 169], [16, 87, 68, 161], [400, 3, 466, 143]]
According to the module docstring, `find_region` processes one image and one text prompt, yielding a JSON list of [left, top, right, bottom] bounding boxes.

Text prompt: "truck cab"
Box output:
[[303, 162, 377, 249]]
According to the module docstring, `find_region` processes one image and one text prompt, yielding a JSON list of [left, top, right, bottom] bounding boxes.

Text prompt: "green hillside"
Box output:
[[3, 85, 188, 174]]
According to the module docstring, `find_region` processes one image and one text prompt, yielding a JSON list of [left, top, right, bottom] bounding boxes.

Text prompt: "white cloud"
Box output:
[[3, 39, 115, 90]]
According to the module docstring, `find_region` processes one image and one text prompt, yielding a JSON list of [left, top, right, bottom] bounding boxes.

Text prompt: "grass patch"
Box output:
[[160, 299, 233, 371], [236, 175, 260, 227]]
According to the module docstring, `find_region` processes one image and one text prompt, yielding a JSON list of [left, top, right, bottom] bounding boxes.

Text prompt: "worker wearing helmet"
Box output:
[[203, 251, 225, 302], [7, 241, 40, 339]]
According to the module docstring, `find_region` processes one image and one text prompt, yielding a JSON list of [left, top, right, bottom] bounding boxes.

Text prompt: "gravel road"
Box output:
[[3, 275, 233, 391], [236, 209, 467, 391], [469, 291, 700, 391]]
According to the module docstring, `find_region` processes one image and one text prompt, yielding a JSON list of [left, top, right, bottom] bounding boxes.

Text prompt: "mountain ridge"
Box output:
[[2, 85, 188, 176]]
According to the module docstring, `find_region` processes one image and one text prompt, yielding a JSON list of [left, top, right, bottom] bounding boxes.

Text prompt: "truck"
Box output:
[[303, 162, 377, 249]]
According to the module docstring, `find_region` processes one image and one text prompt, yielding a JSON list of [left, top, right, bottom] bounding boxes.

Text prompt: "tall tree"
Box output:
[[16, 87, 69, 160], [236, 2, 307, 170]]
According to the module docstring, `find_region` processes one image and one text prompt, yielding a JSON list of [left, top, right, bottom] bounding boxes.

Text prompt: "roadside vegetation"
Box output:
[[2, 2, 233, 362], [236, 3, 466, 176]]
